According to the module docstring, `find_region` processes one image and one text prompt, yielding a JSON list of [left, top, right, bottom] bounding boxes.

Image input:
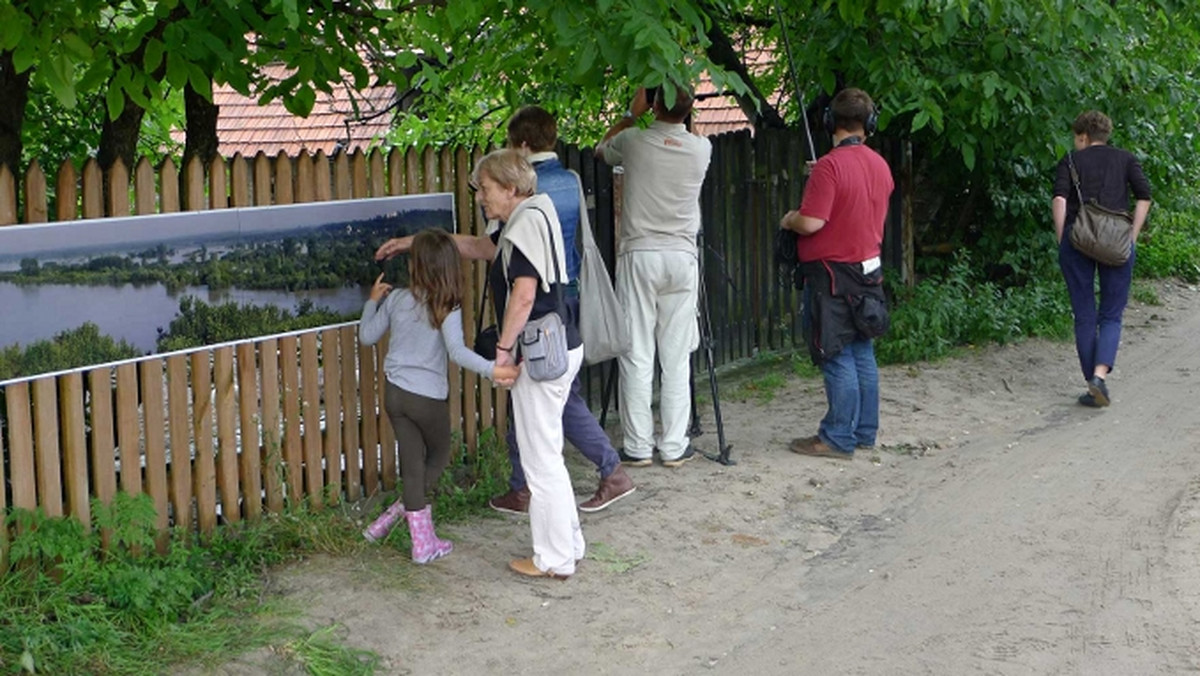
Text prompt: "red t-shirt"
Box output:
[[797, 144, 894, 263]]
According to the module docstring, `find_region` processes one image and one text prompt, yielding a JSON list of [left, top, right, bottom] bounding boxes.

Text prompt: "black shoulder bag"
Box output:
[[471, 265, 499, 360]]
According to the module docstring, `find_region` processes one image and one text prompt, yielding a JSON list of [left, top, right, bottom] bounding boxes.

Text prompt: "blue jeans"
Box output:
[[1058, 229, 1134, 381], [802, 284, 880, 452], [818, 339, 880, 453]]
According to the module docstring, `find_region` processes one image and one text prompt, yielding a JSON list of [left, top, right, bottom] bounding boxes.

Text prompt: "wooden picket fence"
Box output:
[[0, 128, 912, 555]]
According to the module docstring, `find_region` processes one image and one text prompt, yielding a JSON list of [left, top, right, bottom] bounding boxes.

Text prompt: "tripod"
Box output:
[[690, 227, 734, 465]]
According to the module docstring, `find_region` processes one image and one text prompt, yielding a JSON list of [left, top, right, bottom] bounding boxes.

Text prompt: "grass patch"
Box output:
[[1, 427, 515, 675], [729, 371, 787, 404], [276, 625, 380, 676], [1130, 280, 1161, 306], [432, 427, 513, 523], [718, 350, 819, 404], [0, 494, 316, 675], [587, 542, 648, 573], [790, 352, 821, 379]]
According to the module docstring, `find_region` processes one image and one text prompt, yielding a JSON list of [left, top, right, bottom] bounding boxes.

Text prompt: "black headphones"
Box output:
[[823, 104, 879, 136]]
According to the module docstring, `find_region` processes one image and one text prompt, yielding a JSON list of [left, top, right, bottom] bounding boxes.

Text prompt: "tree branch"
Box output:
[[699, 5, 787, 129]]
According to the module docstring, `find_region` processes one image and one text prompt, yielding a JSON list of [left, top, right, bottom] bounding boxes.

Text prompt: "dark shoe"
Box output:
[[579, 465, 636, 512], [1087, 376, 1110, 407], [790, 435, 821, 449], [509, 557, 570, 580], [488, 488, 531, 515], [789, 436, 854, 460], [1078, 393, 1102, 408], [617, 448, 653, 467], [661, 446, 696, 468]]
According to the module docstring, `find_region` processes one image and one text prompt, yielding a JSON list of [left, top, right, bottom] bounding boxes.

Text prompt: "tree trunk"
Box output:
[[97, 96, 145, 215], [0, 51, 32, 174], [184, 81, 220, 166], [98, 98, 146, 172]]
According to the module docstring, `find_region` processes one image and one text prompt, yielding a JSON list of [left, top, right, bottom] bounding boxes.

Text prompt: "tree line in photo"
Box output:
[[0, 211, 445, 293], [0, 298, 352, 384]]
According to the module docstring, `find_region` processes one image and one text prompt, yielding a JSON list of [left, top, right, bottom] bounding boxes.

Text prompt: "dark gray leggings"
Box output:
[[384, 382, 451, 511]]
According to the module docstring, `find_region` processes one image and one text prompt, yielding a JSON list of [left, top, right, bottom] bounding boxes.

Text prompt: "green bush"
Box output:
[[876, 251, 1072, 365], [1135, 207, 1200, 282]]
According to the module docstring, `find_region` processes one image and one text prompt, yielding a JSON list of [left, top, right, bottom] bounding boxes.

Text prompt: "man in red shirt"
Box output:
[[780, 88, 894, 460]]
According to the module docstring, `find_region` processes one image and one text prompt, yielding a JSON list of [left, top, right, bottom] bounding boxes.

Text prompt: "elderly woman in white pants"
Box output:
[[473, 149, 585, 579]]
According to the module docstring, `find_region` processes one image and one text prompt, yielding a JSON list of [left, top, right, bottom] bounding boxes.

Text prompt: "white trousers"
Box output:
[[615, 250, 700, 459], [512, 346, 585, 575]]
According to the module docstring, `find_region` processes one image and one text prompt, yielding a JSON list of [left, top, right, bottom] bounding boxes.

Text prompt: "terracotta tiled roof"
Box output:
[[693, 48, 779, 138], [174, 63, 396, 158], [180, 50, 777, 155]]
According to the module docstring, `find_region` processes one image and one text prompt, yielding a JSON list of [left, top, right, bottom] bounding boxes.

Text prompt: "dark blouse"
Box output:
[[488, 230, 582, 350], [1053, 144, 1152, 227]]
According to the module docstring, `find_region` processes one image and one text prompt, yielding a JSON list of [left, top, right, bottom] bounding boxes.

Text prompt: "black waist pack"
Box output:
[[775, 229, 803, 289], [473, 324, 499, 360], [800, 260, 890, 364]]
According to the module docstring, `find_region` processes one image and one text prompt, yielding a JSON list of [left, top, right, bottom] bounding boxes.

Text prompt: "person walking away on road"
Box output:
[[1052, 110, 1151, 407]]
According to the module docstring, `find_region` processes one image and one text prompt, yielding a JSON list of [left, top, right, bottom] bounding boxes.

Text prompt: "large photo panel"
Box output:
[[0, 193, 455, 381]]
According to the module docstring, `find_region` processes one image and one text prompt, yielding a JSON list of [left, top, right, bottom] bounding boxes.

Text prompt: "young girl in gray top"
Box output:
[[360, 228, 518, 562]]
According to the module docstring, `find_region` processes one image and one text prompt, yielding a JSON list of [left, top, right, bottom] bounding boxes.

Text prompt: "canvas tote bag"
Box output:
[[571, 172, 631, 364]]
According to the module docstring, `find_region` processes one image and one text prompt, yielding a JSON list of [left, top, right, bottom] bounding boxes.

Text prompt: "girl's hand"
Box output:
[[369, 273, 392, 302], [493, 363, 520, 386]]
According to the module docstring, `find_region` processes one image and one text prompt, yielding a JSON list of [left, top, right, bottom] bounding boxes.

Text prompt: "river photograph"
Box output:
[[0, 193, 455, 380]]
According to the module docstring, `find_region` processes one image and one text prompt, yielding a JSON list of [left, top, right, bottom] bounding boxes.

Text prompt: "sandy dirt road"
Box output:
[[260, 281, 1200, 676]]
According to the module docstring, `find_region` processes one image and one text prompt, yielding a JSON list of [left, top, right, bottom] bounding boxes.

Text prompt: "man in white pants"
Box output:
[[597, 84, 713, 468]]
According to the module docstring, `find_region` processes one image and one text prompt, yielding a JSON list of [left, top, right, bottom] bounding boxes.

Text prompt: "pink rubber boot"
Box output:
[[363, 499, 405, 543], [404, 506, 452, 564]]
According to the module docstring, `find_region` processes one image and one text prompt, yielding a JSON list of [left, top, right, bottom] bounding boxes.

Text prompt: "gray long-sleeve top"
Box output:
[[359, 289, 494, 399]]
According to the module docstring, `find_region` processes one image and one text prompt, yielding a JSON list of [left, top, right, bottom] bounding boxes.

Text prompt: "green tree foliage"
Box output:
[[4, 0, 752, 167], [3, 0, 413, 169], [761, 1, 1200, 266], [0, 322, 141, 381], [378, 0, 751, 146], [156, 296, 351, 352], [7, 0, 1200, 285]]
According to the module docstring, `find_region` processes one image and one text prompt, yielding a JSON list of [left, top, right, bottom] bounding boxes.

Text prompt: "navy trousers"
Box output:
[[1058, 227, 1135, 381]]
